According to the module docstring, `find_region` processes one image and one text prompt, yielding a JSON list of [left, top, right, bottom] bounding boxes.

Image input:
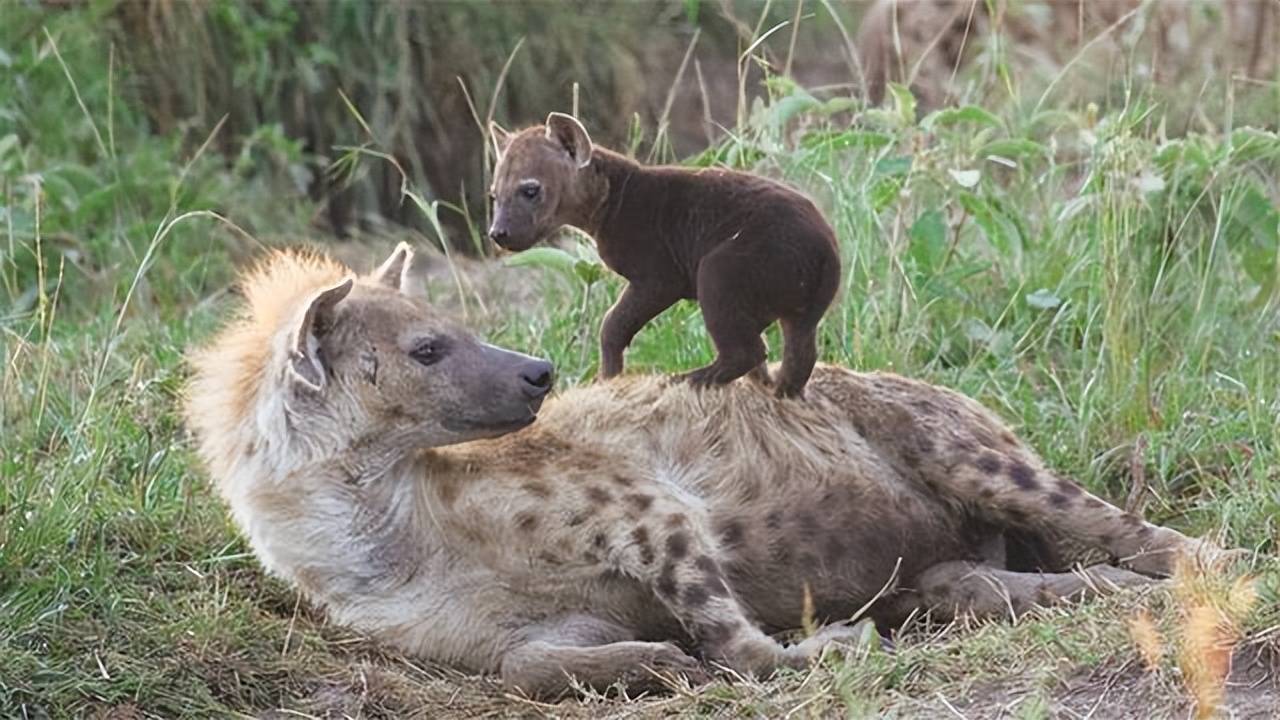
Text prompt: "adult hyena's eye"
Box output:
[[518, 181, 541, 201]]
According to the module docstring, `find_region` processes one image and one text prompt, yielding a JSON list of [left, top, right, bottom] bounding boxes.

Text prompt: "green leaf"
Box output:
[[684, 0, 700, 24], [768, 90, 821, 129], [908, 209, 948, 273], [1226, 185, 1280, 290], [799, 130, 892, 152], [921, 105, 1001, 131], [1025, 289, 1062, 310], [949, 169, 980, 188], [886, 82, 917, 126], [978, 138, 1048, 160], [503, 246, 579, 276], [874, 155, 912, 178]]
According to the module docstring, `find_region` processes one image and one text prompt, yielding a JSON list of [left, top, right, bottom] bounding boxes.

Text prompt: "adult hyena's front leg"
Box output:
[[499, 614, 705, 698], [519, 480, 860, 677]]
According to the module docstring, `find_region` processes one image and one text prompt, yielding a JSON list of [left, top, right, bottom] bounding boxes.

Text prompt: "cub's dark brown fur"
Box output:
[[488, 113, 841, 398]]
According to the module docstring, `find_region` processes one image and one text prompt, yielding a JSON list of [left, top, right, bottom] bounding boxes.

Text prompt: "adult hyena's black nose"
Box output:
[[488, 226, 510, 245], [519, 359, 554, 399]]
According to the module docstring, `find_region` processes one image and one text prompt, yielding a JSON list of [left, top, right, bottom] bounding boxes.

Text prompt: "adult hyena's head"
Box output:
[[486, 112, 596, 251], [185, 243, 554, 483]]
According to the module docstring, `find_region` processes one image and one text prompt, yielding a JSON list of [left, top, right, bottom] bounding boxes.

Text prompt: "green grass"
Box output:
[[3, 4, 1279, 718]]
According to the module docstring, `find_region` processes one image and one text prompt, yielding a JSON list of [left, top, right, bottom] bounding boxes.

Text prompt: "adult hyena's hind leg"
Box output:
[[936, 429, 1229, 577]]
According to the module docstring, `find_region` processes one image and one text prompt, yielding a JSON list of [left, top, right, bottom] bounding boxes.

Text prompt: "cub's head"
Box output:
[[185, 243, 553, 483], [487, 112, 595, 252]]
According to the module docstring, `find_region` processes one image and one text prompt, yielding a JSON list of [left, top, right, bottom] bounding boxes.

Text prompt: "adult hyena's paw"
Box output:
[[622, 642, 709, 688], [704, 627, 792, 677], [783, 619, 882, 667]]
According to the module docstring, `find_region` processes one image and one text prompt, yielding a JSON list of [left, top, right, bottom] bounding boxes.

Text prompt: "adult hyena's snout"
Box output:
[[447, 343, 554, 437], [515, 355, 555, 401]]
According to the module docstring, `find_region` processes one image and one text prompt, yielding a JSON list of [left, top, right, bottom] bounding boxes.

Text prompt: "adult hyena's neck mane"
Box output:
[[185, 249, 352, 491]]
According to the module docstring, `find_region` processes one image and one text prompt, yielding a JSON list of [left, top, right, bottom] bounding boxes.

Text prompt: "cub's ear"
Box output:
[[371, 241, 414, 291], [289, 277, 354, 392], [545, 112, 592, 169], [489, 120, 514, 160]]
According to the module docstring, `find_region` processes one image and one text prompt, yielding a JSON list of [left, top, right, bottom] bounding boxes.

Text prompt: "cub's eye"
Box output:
[[410, 340, 442, 367], [519, 182, 541, 200]]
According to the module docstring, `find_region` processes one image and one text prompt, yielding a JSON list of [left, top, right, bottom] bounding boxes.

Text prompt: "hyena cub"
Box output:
[[488, 113, 841, 399]]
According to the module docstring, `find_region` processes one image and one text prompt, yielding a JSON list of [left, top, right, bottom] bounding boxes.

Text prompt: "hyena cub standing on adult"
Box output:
[[488, 113, 841, 398]]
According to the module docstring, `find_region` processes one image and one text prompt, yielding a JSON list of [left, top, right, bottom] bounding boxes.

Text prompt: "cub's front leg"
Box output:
[[599, 283, 681, 378]]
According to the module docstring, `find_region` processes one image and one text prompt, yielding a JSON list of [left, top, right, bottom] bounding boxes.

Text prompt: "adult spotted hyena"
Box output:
[[185, 243, 1230, 697]]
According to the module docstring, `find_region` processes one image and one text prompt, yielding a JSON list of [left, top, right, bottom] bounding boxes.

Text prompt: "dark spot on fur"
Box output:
[[521, 482, 552, 499], [665, 513, 686, 529], [1048, 493, 1070, 508], [244, 441, 257, 457], [953, 439, 978, 454], [1085, 497, 1105, 508], [1055, 478, 1083, 496], [683, 584, 710, 607], [694, 556, 717, 574], [795, 511, 819, 535], [515, 512, 539, 533], [701, 621, 738, 648], [1099, 534, 1113, 546], [666, 531, 690, 560], [1122, 513, 1143, 527], [1007, 460, 1038, 490], [583, 551, 599, 563], [823, 536, 846, 564], [765, 511, 783, 530], [979, 486, 996, 499], [538, 551, 562, 565], [1137, 525, 1153, 537], [975, 452, 1002, 475], [593, 532, 608, 549], [656, 562, 678, 598], [611, 475, 635, 488], [632, 526, 655, 565], [717, 520, 745, 547], [918, 435, 935, 454], [902, 444, 922, 468], [567, 513, 587, 527], [438, 479, 460, 506], [1000, 430, 1018, 447], [703, 572, 729, 597], [625, 493, 654, 512], [585, 486, 612, 505]]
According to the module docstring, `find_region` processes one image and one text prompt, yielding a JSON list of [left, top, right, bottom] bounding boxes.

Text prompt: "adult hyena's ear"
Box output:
[[489, 120, 514, 160], [289, 277, 354, 392], [545, 112, 592, 169], [371, 241, 414, 291]]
